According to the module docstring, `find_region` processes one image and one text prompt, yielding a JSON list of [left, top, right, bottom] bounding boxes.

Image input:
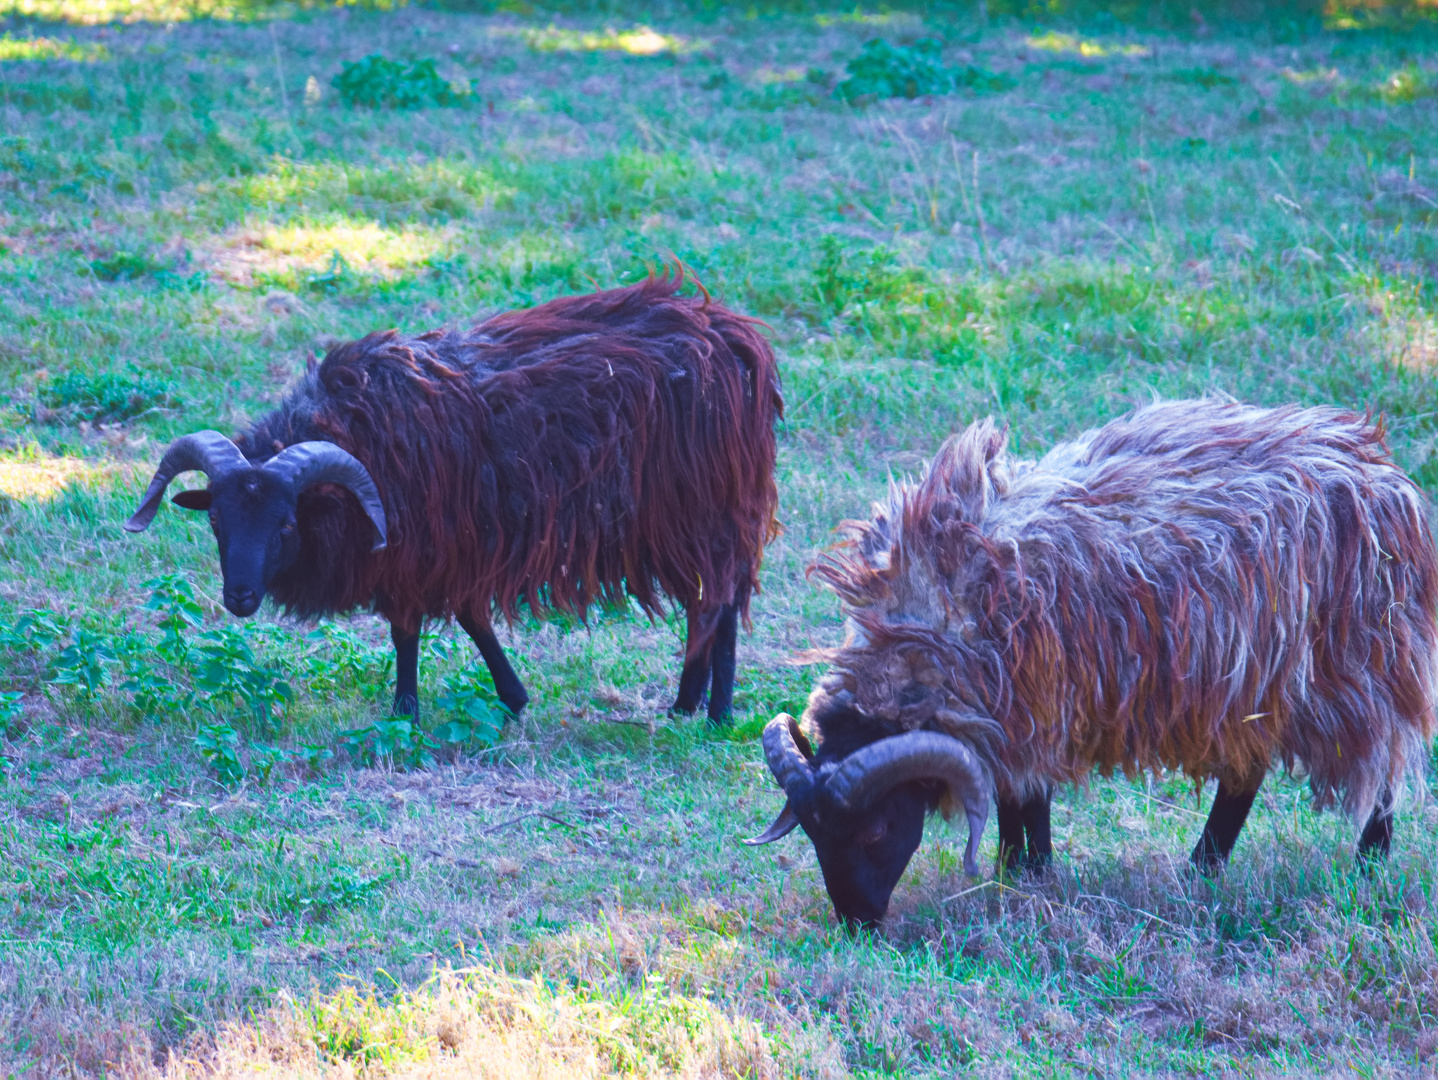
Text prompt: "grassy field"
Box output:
[[1, 0, 1437, 1073]]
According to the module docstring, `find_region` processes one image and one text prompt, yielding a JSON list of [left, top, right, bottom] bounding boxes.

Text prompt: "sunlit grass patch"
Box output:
[[0, 0, 399, 24], [0, 448, 117, 500], [518, 24, 700, 57], [161, 958, 785, 1077], [203, 220, 450, 286], [1378, 64, 1435, 104], [1025, 31, 1152, 58], [0, 34, 108, 61], [213, 159, 518, 223]]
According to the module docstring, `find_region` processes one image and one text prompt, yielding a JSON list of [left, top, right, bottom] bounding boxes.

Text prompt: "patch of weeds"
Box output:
[[305, 250, 353, 295], [49, 628, 119, 700], [195, 721, 244, 785], [809, 236, 986, 365], [835, 39, 1012, 104], [34, 366, 180, 425], [1166, 67, 1239, 88], [88, 249, 177, 282], [432, 670, 510, 747], [303, 622, 393, 702], [0, 692, 23, 734], [145, 573, 204, 665], [0, 609, 68, 654], [192, 626, 293, 733], [332, 54, 469, 110], [338, 717, 436, 768], [1378, 64, 1434, 104]]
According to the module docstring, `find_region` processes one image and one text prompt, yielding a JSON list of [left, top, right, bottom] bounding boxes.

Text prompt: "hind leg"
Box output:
[[1020, 787, 1054, 870], [706, 601, 740, 727], [1191, 777, 1263, 874], [997, 789, 1052, 875], [1358, 786, 1395, 861], [457, 610, 529, 716], [672, 601, 721, 715], [389, 619, 421, 719]]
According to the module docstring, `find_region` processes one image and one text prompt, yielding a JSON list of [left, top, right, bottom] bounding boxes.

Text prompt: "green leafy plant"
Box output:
[[338, 717, 437, 769], [195, 721, 244, 784], [89, 249, 165, 281], [0, 609, 67, 653], [193, 626, 292, 733], [0, 692, 23, 739], [49, 628, 118, 699], [332, 54, 467, 110], [35, 367, 180, 424], [144, 573, 205, 664], [303, 623, 393, 702], [305, 249, 352, 294], [433, 671, 510, 749], [835, 39, 1013, 104]]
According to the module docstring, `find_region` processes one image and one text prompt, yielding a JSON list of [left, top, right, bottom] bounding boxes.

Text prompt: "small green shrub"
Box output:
[[338, 717, 437, 768], [1167, 67, 1239, 88], [89, 250, 164, 281], [49, 628, 118, 700], [0, 692, 23, 738], [0, 609, 67, 653], [433, 671, 510, 747], [192, 626, 293, 733], [195, 721, 244, 784], [835, 39, 1013, 103], [36, 367, 180, 424], [332, 54, 468, 109]]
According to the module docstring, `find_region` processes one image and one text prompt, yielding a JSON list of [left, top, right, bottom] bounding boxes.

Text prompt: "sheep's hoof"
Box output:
[[668, 691, 708, 718]]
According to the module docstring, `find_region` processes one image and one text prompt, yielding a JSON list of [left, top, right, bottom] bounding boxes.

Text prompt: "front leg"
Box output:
[[1191, 776, 1263, 874], [457, 611, 529, 716], [390, 621, 420, 719]]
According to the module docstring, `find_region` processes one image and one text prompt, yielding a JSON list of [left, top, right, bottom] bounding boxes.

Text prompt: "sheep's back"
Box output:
[[250, 276, 781, 630], [985, 400, 1438, 814]]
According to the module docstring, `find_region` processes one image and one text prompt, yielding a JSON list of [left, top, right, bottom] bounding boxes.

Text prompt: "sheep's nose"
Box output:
[[224, 585, 260, 617]]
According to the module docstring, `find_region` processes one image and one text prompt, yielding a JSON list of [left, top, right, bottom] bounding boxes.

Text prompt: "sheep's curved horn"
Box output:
[[758, 713, 816, 796], [825, 730, 991, 876], [124, 431, 249, 533], [743, 802, 801, 846], [264, 441, 388, 552]]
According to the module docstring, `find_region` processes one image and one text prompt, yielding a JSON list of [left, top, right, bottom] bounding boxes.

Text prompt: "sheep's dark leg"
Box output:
[[1020, 788, 1054, 869], [998, 790, 1052, 874], [390, 622, 420, 719], [1357, 786, 1395, 862], [672, 602, 721, 716], [996, 796, 1026, 874], [457, 611, 529, 716], [706, 601, 740, 727], [1191, 778, 1262, 874]]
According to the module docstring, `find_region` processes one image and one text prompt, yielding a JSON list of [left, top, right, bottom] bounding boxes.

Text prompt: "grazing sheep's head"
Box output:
[[124, 431, 387, 617], [746, 707, 990, 929]]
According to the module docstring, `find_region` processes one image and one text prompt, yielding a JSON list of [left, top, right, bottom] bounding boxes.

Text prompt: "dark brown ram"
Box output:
[[126, 275, 782, 725], [749, 399, 1438, 927]]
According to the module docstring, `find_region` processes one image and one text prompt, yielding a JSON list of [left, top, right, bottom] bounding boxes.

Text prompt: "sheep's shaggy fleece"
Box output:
[[808, 399, 1438, 818]]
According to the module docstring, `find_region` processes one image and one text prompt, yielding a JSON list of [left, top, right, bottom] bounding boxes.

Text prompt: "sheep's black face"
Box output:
[[792, 782, 930, 930], [173, 470, 302, 617]]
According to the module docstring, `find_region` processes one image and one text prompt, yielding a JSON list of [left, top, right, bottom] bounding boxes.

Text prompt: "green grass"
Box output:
[[1, 0, 1437, 1074]]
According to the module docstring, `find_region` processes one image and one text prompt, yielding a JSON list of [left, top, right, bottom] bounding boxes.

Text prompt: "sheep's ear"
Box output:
[[172, 489, 212, 511]]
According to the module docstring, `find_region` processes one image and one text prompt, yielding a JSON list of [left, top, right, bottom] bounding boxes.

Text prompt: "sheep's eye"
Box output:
[[857, 821, 888, 848], [281, 521, 296, 535]]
